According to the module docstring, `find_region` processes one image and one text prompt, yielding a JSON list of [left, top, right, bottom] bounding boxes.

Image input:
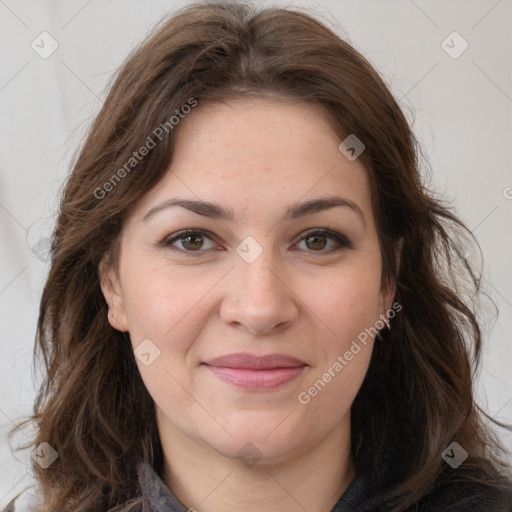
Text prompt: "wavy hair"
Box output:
[[6, 1, 511, 511]]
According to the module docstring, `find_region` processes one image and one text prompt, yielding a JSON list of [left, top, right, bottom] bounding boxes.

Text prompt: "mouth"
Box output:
[[202, 352, 308, 390]]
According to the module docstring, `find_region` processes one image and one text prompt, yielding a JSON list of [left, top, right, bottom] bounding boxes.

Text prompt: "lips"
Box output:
[[204, 353, 307, 369], [202, 352, 308, 390]]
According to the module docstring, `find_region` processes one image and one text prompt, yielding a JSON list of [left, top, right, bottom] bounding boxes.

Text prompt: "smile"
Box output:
[[202, 352, 308, 390], [203, 365, 307, 390]]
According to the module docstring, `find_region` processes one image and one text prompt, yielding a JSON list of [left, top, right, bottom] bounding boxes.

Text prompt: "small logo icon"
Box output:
[[236, 236, 263, 264], [237, 442, 262, 467], [441, 32, 468, 59], [27, 217, 54, 262], [32, 442, 58, 468], [134, 338, 161, 366], [442, 442, 468, 469], [31, 31, 59, 59], [30, 236, 51, 262], [338, 134, 365, 161]]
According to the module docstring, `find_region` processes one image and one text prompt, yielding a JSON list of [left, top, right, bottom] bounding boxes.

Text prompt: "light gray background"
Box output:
[[1, 0, 511, 506]]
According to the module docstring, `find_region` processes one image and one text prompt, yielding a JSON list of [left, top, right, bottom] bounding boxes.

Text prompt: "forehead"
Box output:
[[129, 98, 373, 226]]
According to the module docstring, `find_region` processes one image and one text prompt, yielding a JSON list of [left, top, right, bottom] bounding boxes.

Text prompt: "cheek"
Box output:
[[120, 260, 186, 331], [119, 264, 211, 406], [306, 264, 383, 340], [295, 273, 379, 419], [119, 259, 222, 361], [297, 262, 381, 386]]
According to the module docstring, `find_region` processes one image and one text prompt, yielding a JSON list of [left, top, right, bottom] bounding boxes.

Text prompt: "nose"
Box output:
[[220, 247, 299, 336]]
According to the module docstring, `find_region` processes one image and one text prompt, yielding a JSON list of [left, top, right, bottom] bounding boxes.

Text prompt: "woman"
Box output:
[[4, 1, 511, 511]]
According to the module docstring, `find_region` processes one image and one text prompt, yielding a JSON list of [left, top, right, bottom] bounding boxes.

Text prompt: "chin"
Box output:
[[200, 416, 310, 466]]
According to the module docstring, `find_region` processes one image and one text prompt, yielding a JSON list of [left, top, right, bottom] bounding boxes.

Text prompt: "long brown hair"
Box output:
[[7, 1, 511, 511]]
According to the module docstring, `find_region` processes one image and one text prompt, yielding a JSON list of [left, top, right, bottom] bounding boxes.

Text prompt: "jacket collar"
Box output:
[[136, 460, 189, 511], [136, 436, 388, 512]]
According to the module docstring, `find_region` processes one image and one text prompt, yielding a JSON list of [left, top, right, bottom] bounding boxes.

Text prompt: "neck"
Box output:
[[159, 416, 356, 512]]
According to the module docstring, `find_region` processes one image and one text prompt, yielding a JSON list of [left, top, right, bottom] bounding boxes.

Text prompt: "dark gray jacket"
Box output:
[[3, 449, 512, 511], [135, 455, 512, 512]]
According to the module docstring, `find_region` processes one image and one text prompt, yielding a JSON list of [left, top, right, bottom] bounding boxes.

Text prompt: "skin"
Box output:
[[100, 98, 395, 512]]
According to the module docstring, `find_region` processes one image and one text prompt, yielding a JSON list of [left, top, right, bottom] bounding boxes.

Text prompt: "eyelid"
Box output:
[[161, 228, 219, 255], [295, 227, 353, 250], [161, 227, 353, 256]]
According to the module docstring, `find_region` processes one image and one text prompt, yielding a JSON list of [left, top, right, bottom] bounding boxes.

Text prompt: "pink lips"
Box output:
[[203, 353, 307, 390]]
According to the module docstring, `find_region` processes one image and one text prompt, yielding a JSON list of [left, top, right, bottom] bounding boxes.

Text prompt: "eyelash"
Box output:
[[160, 228, 353, 257]]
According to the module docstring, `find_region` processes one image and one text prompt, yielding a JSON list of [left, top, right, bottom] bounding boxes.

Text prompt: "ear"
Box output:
[[378, 238, 403, 315], [378, 281, 396, 318], [98, 253, 129, 332]]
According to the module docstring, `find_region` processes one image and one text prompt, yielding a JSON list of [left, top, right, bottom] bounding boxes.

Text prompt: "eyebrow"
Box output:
[[140, 196, 366, 228]]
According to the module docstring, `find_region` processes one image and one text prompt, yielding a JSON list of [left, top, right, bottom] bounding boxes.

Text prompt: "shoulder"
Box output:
[[415, 477, 512, 512]]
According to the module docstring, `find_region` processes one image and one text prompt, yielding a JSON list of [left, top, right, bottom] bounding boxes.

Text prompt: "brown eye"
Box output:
[[162, 229, 217, 255], [295, 229, 353, 253], [181, 233, 204, 251], [304, 233, 328, 251], [162, 228, 352, 257]]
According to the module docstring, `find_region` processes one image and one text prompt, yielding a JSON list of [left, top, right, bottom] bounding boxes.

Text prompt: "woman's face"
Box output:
[[100, 98, 394, 464]]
